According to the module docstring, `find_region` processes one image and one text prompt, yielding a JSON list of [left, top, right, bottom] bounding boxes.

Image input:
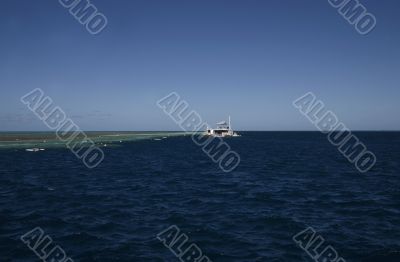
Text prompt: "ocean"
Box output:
[[0, 131, 399, 261]]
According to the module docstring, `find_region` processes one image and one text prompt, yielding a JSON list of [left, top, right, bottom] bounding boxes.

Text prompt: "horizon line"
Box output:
[[1, 130, 400, 132]]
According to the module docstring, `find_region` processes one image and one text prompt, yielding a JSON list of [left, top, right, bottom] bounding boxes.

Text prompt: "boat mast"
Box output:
[[229, 116, 231, 132]]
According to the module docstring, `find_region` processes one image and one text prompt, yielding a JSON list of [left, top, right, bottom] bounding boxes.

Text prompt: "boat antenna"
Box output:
[[229, 116, 231, 131]]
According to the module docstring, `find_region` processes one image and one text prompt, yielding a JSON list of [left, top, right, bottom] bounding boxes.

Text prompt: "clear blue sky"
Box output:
[[1, 0, 399, 131]]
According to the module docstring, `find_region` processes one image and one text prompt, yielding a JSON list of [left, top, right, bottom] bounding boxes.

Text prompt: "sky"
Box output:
[[0, 0, 399, 131]]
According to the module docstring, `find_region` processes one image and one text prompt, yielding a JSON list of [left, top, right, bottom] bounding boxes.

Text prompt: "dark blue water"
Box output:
[[1, 132, 399, 261]]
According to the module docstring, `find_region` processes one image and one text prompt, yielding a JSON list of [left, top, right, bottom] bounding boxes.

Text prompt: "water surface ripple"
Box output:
[[0, 132, 399, 261]]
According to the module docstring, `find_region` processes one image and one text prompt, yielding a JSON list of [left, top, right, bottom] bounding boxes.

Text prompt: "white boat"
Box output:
[[25, 148, 45, 152], [205, 116, 240, 137]]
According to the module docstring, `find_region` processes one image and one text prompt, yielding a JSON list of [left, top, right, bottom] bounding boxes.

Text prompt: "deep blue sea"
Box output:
[[1, 132, 399, 261]]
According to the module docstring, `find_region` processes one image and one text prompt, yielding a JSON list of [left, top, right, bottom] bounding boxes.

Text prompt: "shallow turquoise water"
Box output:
[[0, 131, 188, 149]]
